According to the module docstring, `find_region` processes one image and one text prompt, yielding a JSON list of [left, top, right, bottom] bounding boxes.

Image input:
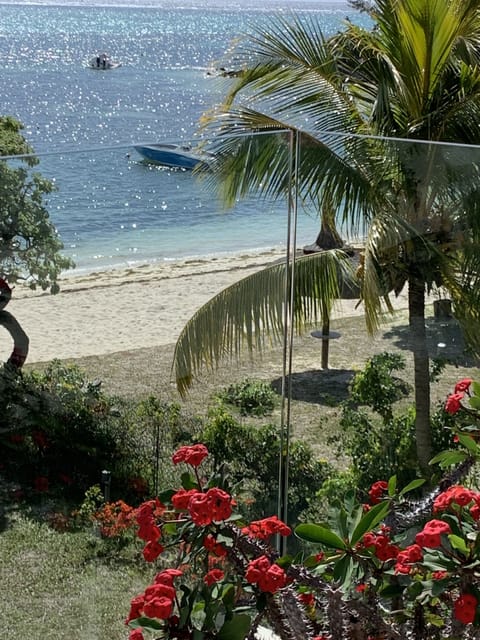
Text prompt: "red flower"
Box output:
[[431, 570, 447, 580], [414, 519, 451, 550], [188, 488, 233, 526], [454, 378, 472, 393], [172, 444, 209, 467], [126, 595, 145, 623], [445, 392, 464, 414], [204, 569, 224, 586], [454, 593, 477, 625], [142, 539, 164, 562], [242, 515, 291, 540], [188, 492, 213, 526], [368, 480, 388, 505], [143, 595, 173, 620], [144, 583, 176, 601], [135, 499, 165, 524], [129, 629, 144, 640], [433, 486, 477, 512], [154, 569, 183, 586], [299, 592, 315, 606], [171, 488, 200, 510], [203, 534, 227, 557], [246, 555, 287, 594], [137, 522, 161, 543]]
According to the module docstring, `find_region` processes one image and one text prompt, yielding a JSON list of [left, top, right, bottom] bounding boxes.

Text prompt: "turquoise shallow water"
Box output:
[[0, 1, 366, 274]]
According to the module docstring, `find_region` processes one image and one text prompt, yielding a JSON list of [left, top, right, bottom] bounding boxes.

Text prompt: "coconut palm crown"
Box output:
[[174, 0, 480, 473]]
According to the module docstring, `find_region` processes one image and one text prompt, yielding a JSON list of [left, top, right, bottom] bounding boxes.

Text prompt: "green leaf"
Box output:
[[348, 505, 364, 539], [429, 450, 467, 468], [181, 471, 198, 490], [469, 396, 480, 409], [217, 614, 252, 640], [131, 616, 164, 631], [163, 522, 178, 536], [191, 602, 206, 630], [333, 554, 353, 586], [379, 583, 404, 598], [448, 534, 470, 555], [337, 507, 349, 540], [387, 475, 397, 496], [294, 523, 347, 550], [457, 433, 479, 454], [221, 584, 236, 607], [399, 478, 426, 497], [350, 501, 390, 546], [471, 381, 480, 397]]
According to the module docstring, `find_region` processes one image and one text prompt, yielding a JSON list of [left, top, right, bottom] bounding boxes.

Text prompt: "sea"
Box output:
[[0, 0, 367, 275]]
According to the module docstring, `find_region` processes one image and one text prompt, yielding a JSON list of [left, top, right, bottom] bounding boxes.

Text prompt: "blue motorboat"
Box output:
[[134, 143, 210, 170]]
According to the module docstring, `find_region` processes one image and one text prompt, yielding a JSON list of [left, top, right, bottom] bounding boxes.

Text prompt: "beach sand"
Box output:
[[0, 248, 411, 366]]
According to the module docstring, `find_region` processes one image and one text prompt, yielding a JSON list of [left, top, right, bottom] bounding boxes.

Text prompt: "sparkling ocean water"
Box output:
[[0, 0, 365, 274]]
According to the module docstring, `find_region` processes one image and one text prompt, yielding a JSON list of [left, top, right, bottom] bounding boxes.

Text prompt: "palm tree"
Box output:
[[176, 0, 480, 474]]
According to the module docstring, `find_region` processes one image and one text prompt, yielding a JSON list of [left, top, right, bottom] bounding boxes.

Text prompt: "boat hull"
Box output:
[[134, 144, 207, 169]]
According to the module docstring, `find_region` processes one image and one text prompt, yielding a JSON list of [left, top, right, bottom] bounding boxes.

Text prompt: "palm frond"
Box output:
[[173, 250, 357, 395]]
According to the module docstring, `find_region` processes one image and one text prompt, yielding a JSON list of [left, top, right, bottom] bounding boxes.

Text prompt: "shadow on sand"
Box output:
[[383, 317, 479, 368], [271, 368, 355, 406]]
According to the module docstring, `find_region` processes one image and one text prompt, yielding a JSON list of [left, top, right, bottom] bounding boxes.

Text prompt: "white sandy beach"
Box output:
[[0, 248, 411, 366]]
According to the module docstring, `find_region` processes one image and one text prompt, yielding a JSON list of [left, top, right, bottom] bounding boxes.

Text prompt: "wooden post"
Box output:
[[321, 317, 330, 369]]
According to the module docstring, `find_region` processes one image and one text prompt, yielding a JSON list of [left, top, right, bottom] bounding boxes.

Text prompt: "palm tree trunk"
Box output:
[[408, 276, 431, 476]]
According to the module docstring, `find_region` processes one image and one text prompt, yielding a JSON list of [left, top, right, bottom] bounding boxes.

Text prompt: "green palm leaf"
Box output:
[[173, 250, 357, 395]]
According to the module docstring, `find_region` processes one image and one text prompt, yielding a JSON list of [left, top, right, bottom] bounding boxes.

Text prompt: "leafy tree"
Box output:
[[0, 116, 73, 291], [175, 0, 480, 473]]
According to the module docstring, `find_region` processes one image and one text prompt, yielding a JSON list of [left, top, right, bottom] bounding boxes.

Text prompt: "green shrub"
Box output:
[[325, 353, 459, 502], [199, 406, 332, 525], [0, 362, 201, 505], [217, 378, 277, 416], [349, 351, 410, 421]]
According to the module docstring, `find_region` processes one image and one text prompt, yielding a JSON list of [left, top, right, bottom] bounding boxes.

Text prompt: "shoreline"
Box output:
[[1, 244, 411, 367], [1, 248, 297, 364]]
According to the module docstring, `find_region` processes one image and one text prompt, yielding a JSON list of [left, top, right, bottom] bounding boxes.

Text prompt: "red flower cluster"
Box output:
[[415, 519, 451, 549], [188, 487, 233, 526], [93, 500, 135, 538], [433, 485, 479, 515], [455, 378, 473, 393], [359, 528, 399, 561], [394, 544, 423, 574], [203, 568, 225, 586], [203, 534, 227, 557], [171, 488, 199, 510], [454, 592, 478, 625], [135, 498, 166, 562], [127, 568, 183, 639], [245, 555, 287, 593], [241, 515, 291, 540], [172, 444, 209, 467], [445, 378, 472, 414], [368, 480, 388, 505]]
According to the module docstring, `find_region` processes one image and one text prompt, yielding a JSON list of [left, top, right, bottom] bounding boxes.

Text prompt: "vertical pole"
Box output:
[[277, 129, 299, 555], [321, 317, 330, 369]]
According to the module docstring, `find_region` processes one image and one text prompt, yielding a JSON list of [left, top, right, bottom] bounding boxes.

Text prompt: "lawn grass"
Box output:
[[0, 512, 151, 640]]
